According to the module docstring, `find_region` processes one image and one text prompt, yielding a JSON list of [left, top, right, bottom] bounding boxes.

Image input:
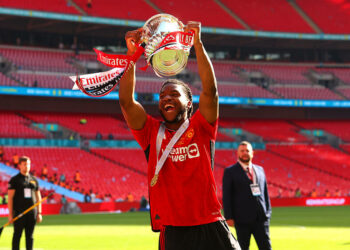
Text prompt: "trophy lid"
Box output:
[[142, 14, 184, 44]]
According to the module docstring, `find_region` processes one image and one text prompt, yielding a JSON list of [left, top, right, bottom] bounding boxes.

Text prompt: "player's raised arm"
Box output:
[[186, 22, 218, 124], [119, 29, 147, 130]]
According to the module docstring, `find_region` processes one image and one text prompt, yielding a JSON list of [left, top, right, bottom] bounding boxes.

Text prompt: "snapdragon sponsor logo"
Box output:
[[306, 198, 345, 206], [167, 143, 200, 162]]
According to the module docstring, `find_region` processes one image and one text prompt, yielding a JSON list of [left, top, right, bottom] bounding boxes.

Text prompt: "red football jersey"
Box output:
[[131, 110, 224, 231]]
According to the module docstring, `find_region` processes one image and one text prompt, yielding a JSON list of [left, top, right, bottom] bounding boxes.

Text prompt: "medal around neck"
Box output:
[[141, 14, 194, 77], [150, 174, 159, 187]]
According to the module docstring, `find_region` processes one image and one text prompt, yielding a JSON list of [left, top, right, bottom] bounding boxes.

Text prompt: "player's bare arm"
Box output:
[[186, 21, 218, 124], [7, 189, 15, 222], [119, 28, 147, 130]]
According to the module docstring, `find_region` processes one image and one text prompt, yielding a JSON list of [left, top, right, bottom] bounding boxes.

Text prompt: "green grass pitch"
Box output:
[[0, 206, 349, 249]]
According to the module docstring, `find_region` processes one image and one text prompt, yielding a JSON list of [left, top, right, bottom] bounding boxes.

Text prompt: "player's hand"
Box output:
[[227, 219, 234, 227], [185, 21, 201, 46], [125, 28, 143, 56], [8, 215, 13, 223], [36, 214, 43, 223]]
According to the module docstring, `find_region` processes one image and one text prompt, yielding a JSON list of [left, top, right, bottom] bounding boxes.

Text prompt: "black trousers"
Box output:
[[159, 220, 241, 250], [235, 220, 271, 250], [12, 212, 36, 250]]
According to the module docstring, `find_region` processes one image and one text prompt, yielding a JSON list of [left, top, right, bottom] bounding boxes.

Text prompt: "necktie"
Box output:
[[246, 168, 253, 182]]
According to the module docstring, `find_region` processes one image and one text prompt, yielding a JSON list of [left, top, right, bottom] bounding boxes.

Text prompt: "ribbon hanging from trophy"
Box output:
[[70, 43, 145, 97]]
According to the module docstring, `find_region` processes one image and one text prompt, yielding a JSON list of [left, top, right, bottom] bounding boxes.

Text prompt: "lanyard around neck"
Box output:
[[151, 119, 190, 186]]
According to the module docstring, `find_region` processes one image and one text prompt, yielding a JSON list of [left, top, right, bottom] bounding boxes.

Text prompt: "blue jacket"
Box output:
[[222, 162, 272, 224]]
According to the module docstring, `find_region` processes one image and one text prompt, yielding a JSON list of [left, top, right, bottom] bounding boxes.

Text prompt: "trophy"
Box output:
[[141, 14, 194, 77], [70, 14, 194, 97]]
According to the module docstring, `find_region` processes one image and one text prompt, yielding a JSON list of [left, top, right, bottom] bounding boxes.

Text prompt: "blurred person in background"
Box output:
[[223, 141, 272, 250], [8, 156, 42, 250]]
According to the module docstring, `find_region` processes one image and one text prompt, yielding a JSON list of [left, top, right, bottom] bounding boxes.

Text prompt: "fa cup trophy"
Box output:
[[141, 14, 194, 77], [70, 14, 194, 97]]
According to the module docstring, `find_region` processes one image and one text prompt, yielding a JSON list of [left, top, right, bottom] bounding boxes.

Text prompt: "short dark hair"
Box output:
[[239, 141, 253, 149], [19, 156, 30, 165], [160, 79, 193, 118]]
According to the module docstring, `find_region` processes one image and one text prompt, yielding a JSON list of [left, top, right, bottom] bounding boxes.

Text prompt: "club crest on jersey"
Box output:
[[177, 128, 194, 145]]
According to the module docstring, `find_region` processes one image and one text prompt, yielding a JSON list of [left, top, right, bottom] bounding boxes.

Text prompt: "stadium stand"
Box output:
[[11, 72, 73, 89], [315, 68, 350, 85], [150, 0, 244, 29], [214, 149, 350, 198], [0, 112, 45, 138], [294, 120, 350, 142], [271, 85, 343, 100], [217, 83, 276, 98], [296, 0, 350, 34], [3, 147, 148, 200], [240, 64, 312, 85], [220, 0, 315, 33], [219, 119, 310, 143], [267, 144, 350, 180], [0, 72, 18, 86], [0, 0, 80, 15], [0, 46, 76, 73], [74, 0, 158, 20], [22, 112, 134, 140]]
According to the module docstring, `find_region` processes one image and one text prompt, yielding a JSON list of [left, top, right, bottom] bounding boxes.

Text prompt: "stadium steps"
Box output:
[[330, 88, 349, 100], [7, 72, 27, 87], [266, 147, 350, 182], [68, 0, 87, 15], [213, 0, 251, 30], [287, 0, 322, 33], [265, 85, 284, 99], [88, 150, 147, 176], [144, 0, 163, 13], [16, 112, 49, 137]]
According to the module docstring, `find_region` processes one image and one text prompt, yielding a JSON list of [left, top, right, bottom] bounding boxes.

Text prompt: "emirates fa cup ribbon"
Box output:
[[70, 44, 145, 97], [141, 14, 194, 77]]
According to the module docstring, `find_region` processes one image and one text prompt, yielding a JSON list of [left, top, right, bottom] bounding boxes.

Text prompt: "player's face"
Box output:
[[237, 144, 253, 164], [159, 83, 190, 125], [19, 160, 31, 175]]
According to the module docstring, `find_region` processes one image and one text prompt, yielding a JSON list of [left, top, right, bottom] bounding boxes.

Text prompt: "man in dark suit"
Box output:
[[223, 141, 272, 250]]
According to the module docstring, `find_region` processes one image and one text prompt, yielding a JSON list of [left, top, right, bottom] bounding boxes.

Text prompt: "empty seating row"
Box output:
[[294, 120, 350, 142], [221, 0, 315, 33], [0, 47, 76, 72], [296, 0, 350, 34], [219, 119, 310, 143], [267, 144, 350, 179], [0, 0, 80, 14], [0, 112, 45, 138], [23, 112, 134, 140]]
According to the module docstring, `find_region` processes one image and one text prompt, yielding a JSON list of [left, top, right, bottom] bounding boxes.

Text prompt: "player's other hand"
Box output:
[[125, 28, 143, 56], [8, 214, 13, 223], [36, 214, 43, 223], [185, 21, 201, 46], [227, 219, 235, 227]]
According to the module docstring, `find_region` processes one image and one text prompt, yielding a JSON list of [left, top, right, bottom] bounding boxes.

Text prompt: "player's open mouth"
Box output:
[[164, 104, 175, 112]]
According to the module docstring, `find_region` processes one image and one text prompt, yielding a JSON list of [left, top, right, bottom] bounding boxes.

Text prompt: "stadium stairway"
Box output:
[[287, 0, 322, 33]]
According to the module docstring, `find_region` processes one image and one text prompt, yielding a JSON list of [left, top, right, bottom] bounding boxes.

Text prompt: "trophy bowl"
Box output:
[[142, 14, 190, 77]]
